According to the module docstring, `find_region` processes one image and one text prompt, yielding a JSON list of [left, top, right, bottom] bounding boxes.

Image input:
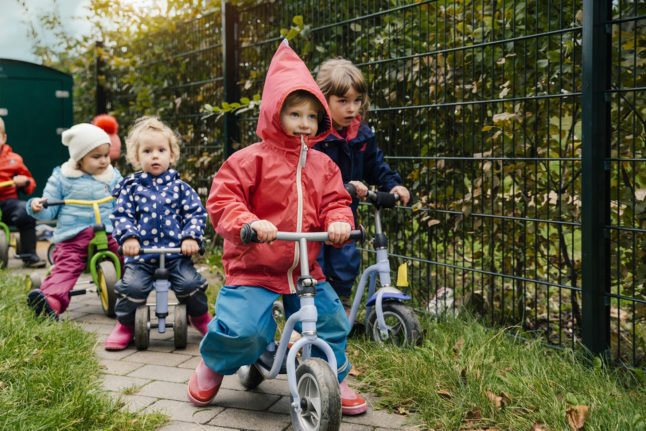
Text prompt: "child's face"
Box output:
[[137, 131, 176, 176], [78, 144, 110, 175], [280, 99, 319, 137], [328, 87, 363, 130]]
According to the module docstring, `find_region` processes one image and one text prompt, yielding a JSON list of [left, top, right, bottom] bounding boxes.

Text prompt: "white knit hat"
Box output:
[[62, 123, 111, 162]]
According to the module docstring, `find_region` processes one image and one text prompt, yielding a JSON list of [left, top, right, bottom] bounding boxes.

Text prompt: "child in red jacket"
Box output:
[[187, 41, 367, 416], [0, 117, 45, 267]]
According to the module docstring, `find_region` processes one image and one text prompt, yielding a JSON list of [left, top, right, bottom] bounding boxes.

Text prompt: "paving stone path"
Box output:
[[15, 249, 419, 431]]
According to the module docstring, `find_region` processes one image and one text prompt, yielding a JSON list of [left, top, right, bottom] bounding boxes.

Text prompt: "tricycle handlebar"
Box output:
[[240, 223, 366, 245]]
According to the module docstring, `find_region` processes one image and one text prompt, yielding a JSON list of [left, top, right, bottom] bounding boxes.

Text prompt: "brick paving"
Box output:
[[15, 248, 419, 431]]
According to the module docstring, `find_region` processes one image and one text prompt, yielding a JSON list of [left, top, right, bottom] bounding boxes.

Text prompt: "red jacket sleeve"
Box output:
[[206, 157, 258, 244], [319, 159, 354, 231], [15, 154, 37, 195]]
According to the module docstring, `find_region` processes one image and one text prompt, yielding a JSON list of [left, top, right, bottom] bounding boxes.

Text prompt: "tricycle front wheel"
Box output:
[[290, 358, 341, 431], [366, 301, 422, 347], [96, 261, 117, 317], [173, 304, 187, 349], [135, 306, 150, 350]]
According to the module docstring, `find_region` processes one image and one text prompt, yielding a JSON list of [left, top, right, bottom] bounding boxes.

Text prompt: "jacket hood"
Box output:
[[256, 40, 332, 151]]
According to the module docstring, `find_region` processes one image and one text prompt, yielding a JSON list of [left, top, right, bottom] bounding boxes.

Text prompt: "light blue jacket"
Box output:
[[27, 160, 123, 244]]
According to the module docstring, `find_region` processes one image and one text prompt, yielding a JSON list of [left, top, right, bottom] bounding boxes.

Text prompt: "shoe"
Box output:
[[27, 289, 59, 320], [339, 295, 352, 310], [188, 312, 211, 336], [340, 380, 367, 415], [187, 359, 223, 406], [23, 256, 46, 268], [104, 322, 134, 350]]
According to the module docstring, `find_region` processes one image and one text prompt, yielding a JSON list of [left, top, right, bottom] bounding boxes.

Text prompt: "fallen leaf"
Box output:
[[460, 368, 468, 385], [348, 367, 361, 377], [437, 389, 453, 399], [486, 391, 510, 410], [530, 423, 549, 431], [397, 406, 410, 415], [464, 407, 482, 420], [565, 405, 589, 431]]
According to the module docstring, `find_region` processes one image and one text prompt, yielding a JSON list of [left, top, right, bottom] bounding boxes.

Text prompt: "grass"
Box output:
[[347, 314, 646, 430], [0, 272, 167, 431]]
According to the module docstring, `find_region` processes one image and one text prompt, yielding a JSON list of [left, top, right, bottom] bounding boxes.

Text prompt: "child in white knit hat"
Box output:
[[26, 123, 123, 320]]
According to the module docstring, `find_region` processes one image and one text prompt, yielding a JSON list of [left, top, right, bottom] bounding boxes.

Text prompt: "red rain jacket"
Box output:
[[206, 41, 354, 294], [0, 144, 37, 200]]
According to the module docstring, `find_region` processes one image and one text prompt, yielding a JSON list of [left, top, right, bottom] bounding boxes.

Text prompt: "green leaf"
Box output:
[[293, 15, 303, 27]]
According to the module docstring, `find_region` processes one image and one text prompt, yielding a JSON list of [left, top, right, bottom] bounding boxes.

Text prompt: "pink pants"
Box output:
[[40, 227, 122, 313]]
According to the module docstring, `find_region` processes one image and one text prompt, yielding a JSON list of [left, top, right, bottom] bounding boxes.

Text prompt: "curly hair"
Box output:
[[124, 116, 180, 168]]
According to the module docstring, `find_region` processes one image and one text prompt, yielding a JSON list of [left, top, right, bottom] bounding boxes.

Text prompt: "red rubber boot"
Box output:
[[104, 322, 134, 351], [187, 359, 223, 406], [340, 380, 367, 415], [188, 312, 212, 336]]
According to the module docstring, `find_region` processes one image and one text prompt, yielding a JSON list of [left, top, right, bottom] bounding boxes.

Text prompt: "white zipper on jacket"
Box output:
[[286, 136, 308, 293]]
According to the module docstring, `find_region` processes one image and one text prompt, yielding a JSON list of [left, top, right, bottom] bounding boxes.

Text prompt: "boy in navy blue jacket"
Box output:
[[105, 116, 211, 350], [313, 58, 411, 311]]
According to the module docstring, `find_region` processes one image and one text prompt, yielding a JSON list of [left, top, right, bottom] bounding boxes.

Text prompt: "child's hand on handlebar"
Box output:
[[122, 238, 141, 256], [181, 238, 200, 256], [348, 181, 369, 200], [251, 220, 278, 244], [326, 221, 352, 245], [30, 198, 47, 214], [390, 185, 410, 205], [12, 175, 30, 188]]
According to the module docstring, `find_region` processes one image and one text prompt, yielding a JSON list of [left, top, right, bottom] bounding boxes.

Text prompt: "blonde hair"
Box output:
[[0, 117, 5, 135], [125, 116, 180, 168], [316, 58, 370, 119]]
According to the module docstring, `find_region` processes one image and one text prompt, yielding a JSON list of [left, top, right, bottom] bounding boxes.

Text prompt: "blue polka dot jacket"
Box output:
[[110, 168, 207, 262]]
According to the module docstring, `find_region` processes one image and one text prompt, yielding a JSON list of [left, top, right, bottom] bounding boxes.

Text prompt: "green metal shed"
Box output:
[[0, 59, 73, 197]]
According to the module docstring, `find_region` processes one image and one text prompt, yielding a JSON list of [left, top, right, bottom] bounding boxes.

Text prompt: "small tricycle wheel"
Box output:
[[290, 358, 341, 431], [134, 306, 150, 350], [0, 231, 9, 268], [173, 304, 187, 349], [12, 234, 21, 255], [97, 261, 118, 317], [366, 301, 422, 347], [27, 273, 42, 290], [237, 364, 265, 389], [47, 243, 55, 265]]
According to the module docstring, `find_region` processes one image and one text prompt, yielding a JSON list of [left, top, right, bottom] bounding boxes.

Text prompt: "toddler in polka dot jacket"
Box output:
[[104, 116, 212, 350]]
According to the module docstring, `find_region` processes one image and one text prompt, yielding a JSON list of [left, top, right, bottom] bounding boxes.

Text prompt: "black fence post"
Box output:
[[95, 41, 107, 116], [222, 0, 240, 158], [581, 0, 611, 359]]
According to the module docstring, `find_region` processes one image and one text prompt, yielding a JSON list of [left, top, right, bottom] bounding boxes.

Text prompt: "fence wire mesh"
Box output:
[[102, 0, 645, 368]]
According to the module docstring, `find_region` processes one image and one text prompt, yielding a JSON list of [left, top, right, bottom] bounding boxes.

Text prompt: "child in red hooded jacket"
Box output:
[[187, 41, 368, 416], [0, 117, 45, 268]]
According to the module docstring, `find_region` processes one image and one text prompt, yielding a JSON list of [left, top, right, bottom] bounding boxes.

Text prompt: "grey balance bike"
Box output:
[[345, 184, 422, 346], [237, 224, 365, 431], [120, 246, 203, 351]]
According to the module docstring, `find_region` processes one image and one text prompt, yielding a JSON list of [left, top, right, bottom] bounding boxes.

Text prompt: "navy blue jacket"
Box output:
[[313, 119, 401, 216], [110, 169, 206, 263]]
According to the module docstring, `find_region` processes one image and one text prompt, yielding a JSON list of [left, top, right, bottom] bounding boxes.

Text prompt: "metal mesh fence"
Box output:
[[103, 0, 645, 368]]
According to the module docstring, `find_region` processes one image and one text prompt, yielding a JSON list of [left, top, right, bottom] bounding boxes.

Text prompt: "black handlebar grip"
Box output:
[[370, 191, 399, 209], [240, 223, 260, 244], [344, 183, 357, 198], [349, 226, 366, 243], [42, 200, 65, 208]]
